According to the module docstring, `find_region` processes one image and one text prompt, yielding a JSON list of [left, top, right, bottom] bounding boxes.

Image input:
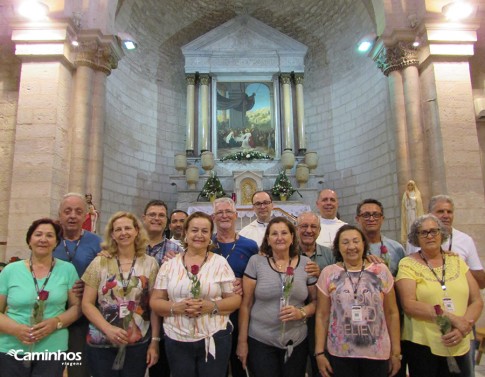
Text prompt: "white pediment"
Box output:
[[182, 15, 308, 74]]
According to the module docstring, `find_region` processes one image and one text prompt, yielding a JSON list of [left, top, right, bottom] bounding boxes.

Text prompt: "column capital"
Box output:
[[374, 41, 418, 77], [280, 73, 292, 85], [186, 74, 196, 86], [293, 73, 304, 85], [199, 74, 210, 86], [74, 30, 123, 75]]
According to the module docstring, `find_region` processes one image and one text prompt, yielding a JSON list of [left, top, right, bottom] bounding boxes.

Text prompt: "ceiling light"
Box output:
[[117, 32, 138, 51], [357, 33, 377, 53], [18, 1, 49, 21], [412, 37, 421, 47], [442, 1, 475, 21]]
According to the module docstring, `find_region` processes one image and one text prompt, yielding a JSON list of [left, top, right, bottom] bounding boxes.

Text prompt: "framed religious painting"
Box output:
[[212, 77, 280, 160]]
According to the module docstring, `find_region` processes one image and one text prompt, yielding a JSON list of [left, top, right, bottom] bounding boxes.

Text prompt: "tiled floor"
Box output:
[[477, 363, 485, 377]]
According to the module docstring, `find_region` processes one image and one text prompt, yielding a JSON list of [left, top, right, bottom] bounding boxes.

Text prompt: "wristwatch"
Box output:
[[211, 301, 219, 316], [55, 316, 63, 330]]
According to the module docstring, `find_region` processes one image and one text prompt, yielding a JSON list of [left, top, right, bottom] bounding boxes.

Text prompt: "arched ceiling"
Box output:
[[113, 0, 377, 85]]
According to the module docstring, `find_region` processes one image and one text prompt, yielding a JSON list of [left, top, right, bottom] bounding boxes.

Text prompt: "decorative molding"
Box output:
[[374, 41, 418, 76], [186, 74, 196, 86], [280, 73, 292, 85], [294, 73, 304, 85], [199, 74, 211, 86]]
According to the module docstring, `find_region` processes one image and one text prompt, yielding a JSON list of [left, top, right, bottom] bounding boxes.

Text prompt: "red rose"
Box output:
[[191, 265, 200, 275], [127, 300, 136, 312], [38, 290, 49, 301], [434, 304, 443, 316], [9, 256, 20, 263], [286, 266, 294, 276], [380, 245, 388, 254]]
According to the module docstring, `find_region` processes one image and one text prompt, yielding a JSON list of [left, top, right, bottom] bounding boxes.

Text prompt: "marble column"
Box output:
[[199, 74, 211, 152], [281, 73, 293, 151], [294, 73, 306, 154], [185, 74, 196, 156]]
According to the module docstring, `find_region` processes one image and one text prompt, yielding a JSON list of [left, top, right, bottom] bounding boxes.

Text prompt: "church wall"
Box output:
[[303, 4, 399, 240], [0, 48, 20, 261], [101, 59, 185, 225]]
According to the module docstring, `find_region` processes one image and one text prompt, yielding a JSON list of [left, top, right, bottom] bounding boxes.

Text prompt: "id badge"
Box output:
[[119, 302, 129, 318], [351, 305, 363, 322], [443, 297, 455, 312]]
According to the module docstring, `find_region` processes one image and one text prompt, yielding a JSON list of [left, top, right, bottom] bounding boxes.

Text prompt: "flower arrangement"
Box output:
[[271, 171, 301, 199], [189, 265, 201, 299], [434, 305, 460, 373], [280, 266, 294, 339], [220, 149, 273, 162], [198, 171, 226, 201]]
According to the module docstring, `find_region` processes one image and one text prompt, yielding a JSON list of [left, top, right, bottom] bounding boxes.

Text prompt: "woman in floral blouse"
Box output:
[[82, 212, 160, 377]]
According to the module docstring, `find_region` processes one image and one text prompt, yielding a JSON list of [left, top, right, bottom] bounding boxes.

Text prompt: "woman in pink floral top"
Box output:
[[82, 212, 160, 377], [315, 225, 401, 377]]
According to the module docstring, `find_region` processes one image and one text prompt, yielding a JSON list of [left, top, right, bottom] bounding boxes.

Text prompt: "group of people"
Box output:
[[0, 189, 483, 377]]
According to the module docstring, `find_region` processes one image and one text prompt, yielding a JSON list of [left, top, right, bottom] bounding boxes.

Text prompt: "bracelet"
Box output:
[[152, 337, 161, 342], [391, 354, 402, 360], [170, 303, 175, 317], [299, 307, 307, 323], [314, 351, 326, 357]]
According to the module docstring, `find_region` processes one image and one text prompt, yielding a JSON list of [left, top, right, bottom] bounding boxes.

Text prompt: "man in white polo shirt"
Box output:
[[315, 189, 346, 248], [239, 191, 273, 246]]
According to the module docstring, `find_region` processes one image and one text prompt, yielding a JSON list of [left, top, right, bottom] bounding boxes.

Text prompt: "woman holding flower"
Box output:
[[81, 212, 160, 377], [396, 214, 482, 377], [237, 217, 317, 377], [0, 218, 80, 377], [315, 224, 401, 377], [150, 211, 241, 377]]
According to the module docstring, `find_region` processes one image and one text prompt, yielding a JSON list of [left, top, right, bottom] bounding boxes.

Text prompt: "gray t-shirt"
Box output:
[[244, 254, 317, 349]]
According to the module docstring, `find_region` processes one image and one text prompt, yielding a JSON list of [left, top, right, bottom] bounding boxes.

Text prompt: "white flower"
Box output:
[[246, 154, 251, 158]]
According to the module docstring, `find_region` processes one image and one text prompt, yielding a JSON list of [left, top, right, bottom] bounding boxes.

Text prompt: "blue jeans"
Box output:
[[164, 324, 233, 377], [247, 336, 308, 377], [86, 341, 149, 377], [0, 352, 63, 377]]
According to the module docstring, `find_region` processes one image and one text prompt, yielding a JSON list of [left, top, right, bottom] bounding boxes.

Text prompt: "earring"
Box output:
[[208, 239, 213, 246], [184, 237, 187, 243]]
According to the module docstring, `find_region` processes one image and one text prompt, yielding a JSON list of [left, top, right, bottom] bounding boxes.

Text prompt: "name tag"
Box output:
[[443, 297, 455, 312], [351, 306, 363, 322]]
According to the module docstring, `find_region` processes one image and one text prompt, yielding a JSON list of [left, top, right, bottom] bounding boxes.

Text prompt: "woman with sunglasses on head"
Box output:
[[396, 214, 482, 377]]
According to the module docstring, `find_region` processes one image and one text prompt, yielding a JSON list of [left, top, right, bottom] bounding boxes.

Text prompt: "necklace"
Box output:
[[342, 261, 365, 301], [62, 230, 84, 262], [214, 233, 239, 260], [271, 256, 292, 271], [183, 250, 209, 274], [419, 250, 447, 290], [29, 257, 55, 299]]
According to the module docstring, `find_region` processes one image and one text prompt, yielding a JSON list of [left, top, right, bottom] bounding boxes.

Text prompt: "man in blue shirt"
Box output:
[[53, 193, 102, 377]]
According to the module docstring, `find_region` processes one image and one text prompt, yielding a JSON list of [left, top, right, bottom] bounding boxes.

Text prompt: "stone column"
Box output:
[[374, 42, 424, 197], [281, 73, 293, 150], [185, 74, 196, 156], [294, 73, 306, 154], [73, 35, 121, 200], [6, 21, 76, 258], [199, 74, 211, 152]]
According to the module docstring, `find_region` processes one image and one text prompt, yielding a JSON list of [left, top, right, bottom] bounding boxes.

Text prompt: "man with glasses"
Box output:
[[142, 200, 183, 377], [355, 198, 405, 276], [168, 209, 188, 246], [296, 212, 335, 377], [315, 189, 346, 247], [239, 191, 274, 246], [212, 198, 259, 377], [407, 195, 485, 288]]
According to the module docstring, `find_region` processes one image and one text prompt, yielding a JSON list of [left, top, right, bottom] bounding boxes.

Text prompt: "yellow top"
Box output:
[[396, 255, 471, 356]]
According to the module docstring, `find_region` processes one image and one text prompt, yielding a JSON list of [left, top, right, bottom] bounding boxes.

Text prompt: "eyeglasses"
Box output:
[[358, 212, 383, 220], [418, 228, 440, 238], [253, 200, 272, 207], [146, 213, 166, 219], [298, 224, 319, 231], [214, 210, 235, 217]]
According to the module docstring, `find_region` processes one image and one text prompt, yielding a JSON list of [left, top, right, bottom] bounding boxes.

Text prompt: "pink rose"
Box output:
[[286, 266, 294, 276]]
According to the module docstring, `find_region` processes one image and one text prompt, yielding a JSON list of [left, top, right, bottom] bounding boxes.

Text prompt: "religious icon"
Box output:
[[400, 180, 424, 245], [82, 193, 99, 233]]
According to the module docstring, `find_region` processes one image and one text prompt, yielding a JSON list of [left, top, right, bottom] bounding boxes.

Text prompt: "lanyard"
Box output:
[[448, 233, 453, 252], [419, 250, 447, 290], [214, 233, 239, 260], [116, 256, 137, 296], [343, 262, 365, 301], [63, 231, 84, 262], [29, 257, 55, 299]]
